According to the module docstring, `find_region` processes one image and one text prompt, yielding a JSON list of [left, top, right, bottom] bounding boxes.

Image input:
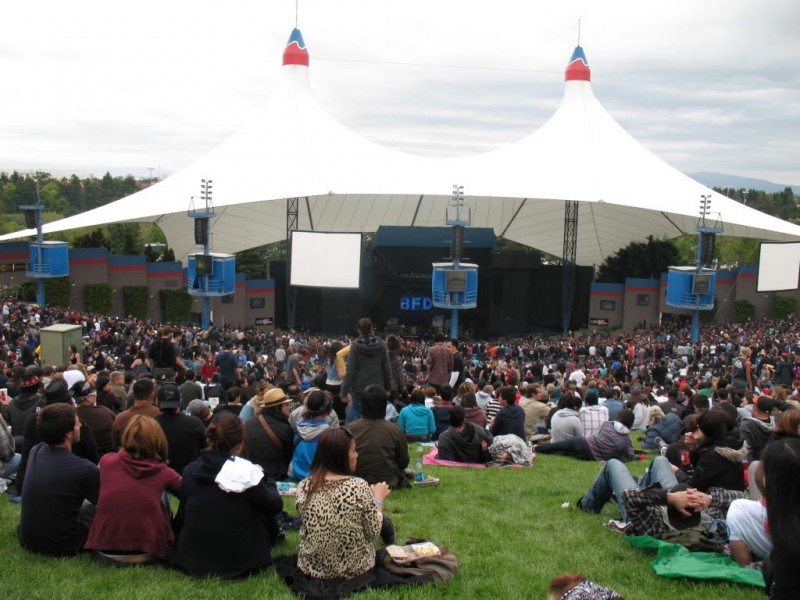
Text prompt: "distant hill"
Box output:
[[688, 172, 799, 195]]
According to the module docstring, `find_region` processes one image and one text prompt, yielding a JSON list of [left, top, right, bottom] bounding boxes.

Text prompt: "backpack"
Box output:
[[657, 519, 729, 553]]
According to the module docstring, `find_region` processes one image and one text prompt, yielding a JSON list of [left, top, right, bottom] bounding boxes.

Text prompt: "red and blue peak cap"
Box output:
[[283, 28, 309, 66], [565, 46, 590, 81]]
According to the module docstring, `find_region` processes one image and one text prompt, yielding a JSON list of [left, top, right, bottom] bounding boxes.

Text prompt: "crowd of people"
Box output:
[[1, 297, 800, 598]]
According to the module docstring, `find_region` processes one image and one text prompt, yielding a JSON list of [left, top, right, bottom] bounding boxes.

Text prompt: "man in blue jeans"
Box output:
[[577, 455, 678, 521]]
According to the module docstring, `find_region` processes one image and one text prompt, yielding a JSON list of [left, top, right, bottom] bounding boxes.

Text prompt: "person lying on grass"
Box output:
[[535, 408, 635, 462]]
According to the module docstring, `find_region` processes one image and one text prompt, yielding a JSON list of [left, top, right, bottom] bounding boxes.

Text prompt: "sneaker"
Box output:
[[576, 495, 601, 515], [654, 436, 668, 455], [603, 519, 628, 533]]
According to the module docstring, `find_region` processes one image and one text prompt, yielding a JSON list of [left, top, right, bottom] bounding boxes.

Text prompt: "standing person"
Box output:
[[18, 404, 100, 556], [214, 342, 240, 391], [84, 415, 181, 564], [448, 338, 465, 389], [426, 333, 453, 393], [386, 335, 405, 401], [285, 345, 303, 388], [148, 327, 179, 381], [274, 344, 287, 377], [340, 318, 392, 424], [171, 412, 283, 578], [731, 347, 753, 393], [347, 385, 409, 489], [325, 341, 346, 421]]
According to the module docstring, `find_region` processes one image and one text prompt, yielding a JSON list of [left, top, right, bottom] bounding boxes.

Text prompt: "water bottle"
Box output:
[[415, 444, 425, 482]]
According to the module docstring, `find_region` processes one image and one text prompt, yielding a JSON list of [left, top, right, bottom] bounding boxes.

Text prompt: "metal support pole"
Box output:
[[562, 201, 578, 334], [286, 197, 299, 329]]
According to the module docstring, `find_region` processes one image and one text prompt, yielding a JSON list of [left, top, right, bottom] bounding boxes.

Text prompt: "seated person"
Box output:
[[243, 387, 294, 480], [289, 390, 335, 481], [460, 393, 487, 428], [727, 460, 770, 567], [549, 395, 584, 443], [398, 389, 435, 442], [203, 373, 224, 402], [578, 409, 747, 519], [642, 407, 683, 449], [578, 392, 608, 437], [536, 408, 635, 462], [490, 386, 525, 440], [431, 385, 454, 441], [348, 385, 409, 489], [277, 428, 398, 596], [0, 413, 21, 485], [437, 405, 493, 464], [18, 403, 100, 556], [172, 412, 283, 578], [84, 415, 181, 563], [518, 384, 548, 438]]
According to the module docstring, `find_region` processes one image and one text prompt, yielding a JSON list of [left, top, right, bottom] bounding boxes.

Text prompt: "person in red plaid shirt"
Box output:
[[426, 333, 452, 393]]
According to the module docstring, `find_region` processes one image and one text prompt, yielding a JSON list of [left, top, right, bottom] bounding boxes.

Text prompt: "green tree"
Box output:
[[72, 229, 109, 249], [770, 295, 797, 320], [596, 235, 679, 283], [733, 299, 756, 322], [40, 182, 69, 214], [107, 223, 143, 255]]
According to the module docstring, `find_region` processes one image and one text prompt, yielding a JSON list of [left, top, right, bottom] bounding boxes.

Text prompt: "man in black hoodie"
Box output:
[[438, 406, 493, 464], [340, 318, 391, 424], [739, 396, 779, 461]]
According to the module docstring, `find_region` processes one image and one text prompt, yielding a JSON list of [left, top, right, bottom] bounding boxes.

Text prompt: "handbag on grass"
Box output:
[[381, 538, 458, 583]]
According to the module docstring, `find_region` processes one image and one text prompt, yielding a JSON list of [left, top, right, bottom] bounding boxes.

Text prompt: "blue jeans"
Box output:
[[345, 392, 362, 424], [581, 456, 678, 521], [1, 453, 21, 480], [536, 436, 589, 459]]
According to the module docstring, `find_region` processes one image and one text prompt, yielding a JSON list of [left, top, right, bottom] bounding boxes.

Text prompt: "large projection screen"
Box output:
[[757, 242, 800, 292], [290, 231, 362, 288]]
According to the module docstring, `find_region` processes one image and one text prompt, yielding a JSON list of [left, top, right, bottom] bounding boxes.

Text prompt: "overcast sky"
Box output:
[[1, 0, 798, 185]]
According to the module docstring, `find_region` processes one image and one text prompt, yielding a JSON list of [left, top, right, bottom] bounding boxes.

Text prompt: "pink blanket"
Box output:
[[421, 447, 524, 468]]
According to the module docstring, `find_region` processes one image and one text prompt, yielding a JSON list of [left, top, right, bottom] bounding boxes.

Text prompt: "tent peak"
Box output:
[[565, 45, 590, 82], [283, 28, 309, 66]]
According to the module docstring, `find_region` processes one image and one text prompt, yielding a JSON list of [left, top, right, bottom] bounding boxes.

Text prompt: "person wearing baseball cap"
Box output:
[[154, 382, 205, 475]]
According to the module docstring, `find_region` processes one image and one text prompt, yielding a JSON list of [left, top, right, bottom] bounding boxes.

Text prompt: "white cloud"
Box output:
[[0, 0, 798, 185]]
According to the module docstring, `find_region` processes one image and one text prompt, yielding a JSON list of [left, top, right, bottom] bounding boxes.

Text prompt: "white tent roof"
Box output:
[[3, 31, 800, 265]]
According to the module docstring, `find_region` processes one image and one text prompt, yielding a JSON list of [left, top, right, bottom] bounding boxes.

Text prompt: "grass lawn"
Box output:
[[0, 453, 764, 600]]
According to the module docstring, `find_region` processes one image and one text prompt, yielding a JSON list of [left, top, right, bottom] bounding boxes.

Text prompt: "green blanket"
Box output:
[[625, 535, 765, 588]]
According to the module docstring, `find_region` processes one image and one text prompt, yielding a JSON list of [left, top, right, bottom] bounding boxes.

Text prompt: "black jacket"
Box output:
[[244, 408, 294, 480], [437, 424, 493, 464], [172, 451, 283, 578]]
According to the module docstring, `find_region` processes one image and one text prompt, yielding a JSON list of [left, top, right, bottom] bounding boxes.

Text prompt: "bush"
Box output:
[[44, 277, 72, 307], [84, 283, 113, 315], [122, 285, 150, 319], [733, 299, 756, 322], [159, 289, 193, 322], [769, 295, 797, 320]]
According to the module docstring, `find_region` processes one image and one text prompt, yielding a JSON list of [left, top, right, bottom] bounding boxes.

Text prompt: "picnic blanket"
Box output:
[[422, 447, 525, 468], [625, 536, 765, 588]]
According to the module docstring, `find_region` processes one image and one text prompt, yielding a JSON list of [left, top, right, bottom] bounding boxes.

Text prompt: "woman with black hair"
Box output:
[[171, 412, 283, 578], [762, 437, 800, 599], [276, 427, 401, 597]]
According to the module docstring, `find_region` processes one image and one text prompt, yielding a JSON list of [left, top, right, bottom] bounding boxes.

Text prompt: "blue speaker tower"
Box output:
[[22, 181, 69, 307], [187, 179, 235, 329], [665, 194, 723, 342], [431, 185, 479, 340]]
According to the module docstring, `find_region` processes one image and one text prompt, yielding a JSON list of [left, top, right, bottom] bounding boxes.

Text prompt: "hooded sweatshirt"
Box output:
[[550, 408, 584, 443], [8, 391, 41, 435], [738, 416, 773, 461], [340, 335, 391, 397], [398, 403, 435, 437], [85, 449, 181, 560], [490, 403, 526, 440], [437, 423, 493, 464], [172, 451, 283, 578]]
